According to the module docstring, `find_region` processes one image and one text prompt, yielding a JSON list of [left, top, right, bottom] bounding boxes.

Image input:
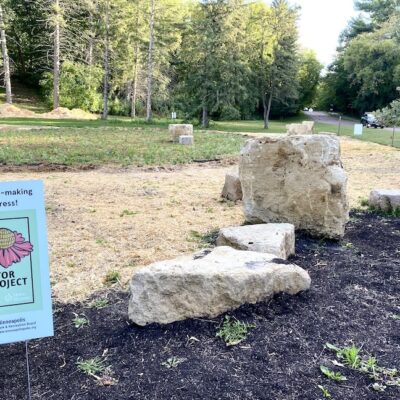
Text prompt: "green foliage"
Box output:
[[89, 298, 110, 309], [318, 5, 400, 115], [320, 365, 347, 382], [317, 385, 332, 398], [103, 270, 120, 286], [324, 342, 400, 391], [216, 316, 256, 346], [161, 357, 186, 369], [76, 357, 106, 377], [72, 313, 90, 329], [40, 61, 103, 112], [298, 50, 323, 108]]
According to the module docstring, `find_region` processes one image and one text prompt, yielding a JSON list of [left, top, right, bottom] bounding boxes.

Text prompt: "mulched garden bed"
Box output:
[[1, 211, 399, 400]]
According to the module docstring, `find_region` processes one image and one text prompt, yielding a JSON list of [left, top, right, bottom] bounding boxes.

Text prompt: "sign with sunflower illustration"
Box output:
[[0, 181, 53, 345]]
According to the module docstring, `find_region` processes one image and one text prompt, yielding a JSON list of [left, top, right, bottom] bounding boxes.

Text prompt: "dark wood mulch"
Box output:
[[1, 211, 399, 400]]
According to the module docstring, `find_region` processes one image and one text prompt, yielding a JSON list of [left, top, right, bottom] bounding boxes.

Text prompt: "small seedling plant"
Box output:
[[323, 343, 400, 392], [317, 385, 332, 398], [77, 357, 106, 378], [320, 366, 347, 382], [72, 313, 89, 329], [162, 357, 186, 369], [104, 270, 120, 286], [89, 298, 110, 309], [76, 356, 117, 385], [216, 316, 255, 346]]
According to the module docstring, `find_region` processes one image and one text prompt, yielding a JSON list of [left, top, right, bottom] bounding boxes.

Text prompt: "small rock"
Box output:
[[178, 135, 194, 145], [216, 223, 295, 259], [128, 247, 311, 326], [221, 169, 242, 201], [369, 189, 400, 212], [169, 124, 193, 143]]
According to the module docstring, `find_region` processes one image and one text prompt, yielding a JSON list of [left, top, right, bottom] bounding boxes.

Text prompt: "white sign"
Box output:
[[354, 124, 363, 136]]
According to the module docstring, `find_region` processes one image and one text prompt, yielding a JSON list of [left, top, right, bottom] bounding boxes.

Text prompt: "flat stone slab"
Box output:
[[369, 189, 400, 212], [128, 246, 311, 326], [221, 169, 242, 201], [178, 135, 194, 145], [216, 223, 295, 259]]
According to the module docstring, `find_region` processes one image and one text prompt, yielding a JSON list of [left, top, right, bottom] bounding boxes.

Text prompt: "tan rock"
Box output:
[[169, 124, 193, 143], [216, 223, 295, 259], [221, 169, 242, 201], [239, 134, 349, 239], [369, 189, 400, 212], [128, 246, 311, 326]]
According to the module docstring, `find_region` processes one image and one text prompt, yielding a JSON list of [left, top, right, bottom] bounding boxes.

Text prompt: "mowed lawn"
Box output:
[[0, 126, 245, 166], [0, 116, 399, 168]]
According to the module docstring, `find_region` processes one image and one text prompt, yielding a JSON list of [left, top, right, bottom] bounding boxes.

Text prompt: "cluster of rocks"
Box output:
[[169, 124, 194, 145], [129, 227, 311, 326], [128, 126, 354, 326]]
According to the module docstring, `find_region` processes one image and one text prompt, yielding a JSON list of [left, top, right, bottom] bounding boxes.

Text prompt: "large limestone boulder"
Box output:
[[217, 223, 295, 259], [369, 189, 400, 212], [169, 124, 193, 143], [302, 121, 315, 133], [286, 123, 310, 135], [240, 134, 349, 239], [128, 246, 311, 326], [221, 169, 242, 201]]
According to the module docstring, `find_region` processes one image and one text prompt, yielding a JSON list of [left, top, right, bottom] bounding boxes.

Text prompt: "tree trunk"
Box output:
[[131, 43, 139, 118], [0, 4, 12, 104], [263, 91, 273, 129], [146, 0, 155, 122], [88, 13, 94, 66], [102, 0, 110, 120], [53, 0, 61, 109], [202, 105, 209, 128]]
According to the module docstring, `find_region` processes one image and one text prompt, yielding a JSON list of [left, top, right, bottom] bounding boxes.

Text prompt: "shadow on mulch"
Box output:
[[1, 211, 399, 400]]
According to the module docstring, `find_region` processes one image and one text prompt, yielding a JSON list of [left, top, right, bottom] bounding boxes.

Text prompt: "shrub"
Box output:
[[40, 61, 103, 112]]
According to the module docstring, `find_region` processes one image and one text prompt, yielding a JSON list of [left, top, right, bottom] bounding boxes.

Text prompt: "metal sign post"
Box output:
[[25, 341, 32, 400], [337, 115, 342, 136]]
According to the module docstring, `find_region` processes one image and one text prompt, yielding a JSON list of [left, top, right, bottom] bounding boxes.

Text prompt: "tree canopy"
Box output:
[[0, 0, 322, 124]]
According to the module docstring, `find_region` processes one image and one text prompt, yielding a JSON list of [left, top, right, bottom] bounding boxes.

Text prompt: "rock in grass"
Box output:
[[221, 169, 242, 201], [128, 247, 311, 326], [169, 124, 193, 143], [178, 135, 194, 145], [240, 134, 349, 239], [286, 123, 310, 135], [369, 189, 400, 212], [216, 223, 295, 259]]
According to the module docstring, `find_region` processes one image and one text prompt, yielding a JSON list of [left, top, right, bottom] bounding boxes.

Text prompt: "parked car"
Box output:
[[361, 113, 384, 128]]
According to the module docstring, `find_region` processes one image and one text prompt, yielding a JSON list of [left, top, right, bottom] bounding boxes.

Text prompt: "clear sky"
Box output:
[[266, 0, 359, 66], [294, 0, 358, 66]]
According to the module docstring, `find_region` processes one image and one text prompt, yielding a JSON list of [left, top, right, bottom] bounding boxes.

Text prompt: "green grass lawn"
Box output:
[[0, 126, 245, 167], [315, 122, 400, 148], [0, 116, 398, 168]]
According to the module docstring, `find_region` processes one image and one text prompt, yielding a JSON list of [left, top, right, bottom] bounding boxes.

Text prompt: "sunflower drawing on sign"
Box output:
[[0, 228, 33, 269]]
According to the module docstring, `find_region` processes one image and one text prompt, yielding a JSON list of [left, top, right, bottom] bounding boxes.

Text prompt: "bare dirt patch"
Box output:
[[0, 104, 97, 120], [0, 137, 398, 302]]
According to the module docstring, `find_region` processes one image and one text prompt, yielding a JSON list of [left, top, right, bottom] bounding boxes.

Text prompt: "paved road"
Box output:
[[304, 111, 355, 127], [305, 111, 400, 134]]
